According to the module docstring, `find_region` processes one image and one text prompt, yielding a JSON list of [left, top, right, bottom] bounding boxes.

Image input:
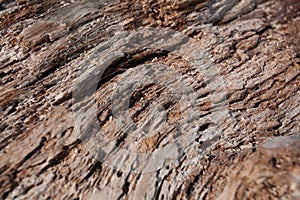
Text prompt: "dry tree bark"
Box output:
[[0, 0, 299, 199]]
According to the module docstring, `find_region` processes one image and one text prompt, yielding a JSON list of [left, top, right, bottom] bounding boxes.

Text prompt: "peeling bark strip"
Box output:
[[0, 0, 299, 199]]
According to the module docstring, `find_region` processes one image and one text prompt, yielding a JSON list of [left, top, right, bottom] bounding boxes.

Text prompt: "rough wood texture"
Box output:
[[0, 0, 299, 199]]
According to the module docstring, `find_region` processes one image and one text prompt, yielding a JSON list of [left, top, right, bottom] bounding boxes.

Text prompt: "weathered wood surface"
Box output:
[[0, 0, 299, 199]]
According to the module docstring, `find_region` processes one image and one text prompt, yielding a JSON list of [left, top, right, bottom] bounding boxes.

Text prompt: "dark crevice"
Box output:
[[96, 49, 169, 91], [116, 171, 122, 177], [186, 173, 201, 198], [243, 70, 289, 106], [228, 90, 248, 105], [38, 145, 70, 175], [0, 70, 8, 79], [19, 137, 47, 167], [19, 184, 34, 197], [195, 122, 217, 143], [171, 183, 184, 200], [2, 191, 9, 199], [176, 0, 206, 12], [154, 169, 173, 199], [131, 100, 151, 123], [0, 164, 9, 174], [129, 83, 157, 108], [0, 123, 8, 133], [153, 170, 161, 199], [253, 100, 262, 108], [256, 23, 272, 35], [68, 12, 103, 33], [117, 173, 131, 200], [37, 58, 67, 82], [70, 139, 82, 147], [1, 172, 18, 199], [163, 101, 177, 110], [6, 99, 20, 115], [268, 121, 282, 131], [52, 92, 72, 106], [81, 161, 102, 182], [200, 134, 221, 152], [130, 86, 166, 123], [0, 131, 20, 151], [198, 122, 213, 132], [115, 133, 128, 147], [61, 127, 74, 138], [0, 95, 20, 114], [0, 0, 15, 11], [153, 127, 177, 151]]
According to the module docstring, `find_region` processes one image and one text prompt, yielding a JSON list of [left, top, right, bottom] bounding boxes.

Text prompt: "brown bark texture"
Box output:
[[0, 0, 300, 199]]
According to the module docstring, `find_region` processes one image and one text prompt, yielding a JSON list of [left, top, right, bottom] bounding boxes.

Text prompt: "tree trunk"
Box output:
[[0, 0, 299, 199]]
